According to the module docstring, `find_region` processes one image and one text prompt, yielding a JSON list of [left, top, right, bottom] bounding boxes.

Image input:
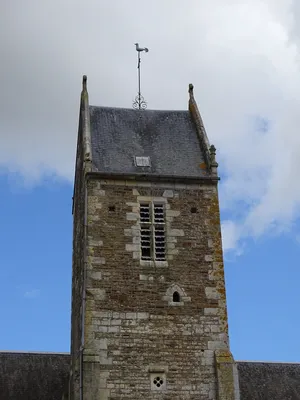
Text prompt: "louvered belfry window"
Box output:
[[140, 203, 166, 261]]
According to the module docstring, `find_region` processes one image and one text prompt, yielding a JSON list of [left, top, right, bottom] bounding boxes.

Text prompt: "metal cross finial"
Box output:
[[133, 43, 149, 110]]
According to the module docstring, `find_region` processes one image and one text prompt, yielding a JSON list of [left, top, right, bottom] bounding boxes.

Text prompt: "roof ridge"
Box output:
[[89, 104, 189, 113], [0, 350, 70, 355], [237, 360, 300, 364]]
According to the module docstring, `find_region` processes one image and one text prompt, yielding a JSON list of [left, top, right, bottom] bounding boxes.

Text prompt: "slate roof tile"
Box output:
[[89, 106, 209, 178], [0, 352, 69, 400], [238, 361, 300, 400]]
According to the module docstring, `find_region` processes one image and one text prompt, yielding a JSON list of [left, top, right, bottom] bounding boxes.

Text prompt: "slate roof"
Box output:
[[89, 106, 209, 178], [0, 351, 69, 400], [2, 352, 300, 399], [238, 361, 300, 400]]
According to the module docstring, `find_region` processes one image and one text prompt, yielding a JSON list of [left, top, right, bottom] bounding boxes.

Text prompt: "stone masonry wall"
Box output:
[[82, 178, 235, 400], [69, 136, 85, 400]]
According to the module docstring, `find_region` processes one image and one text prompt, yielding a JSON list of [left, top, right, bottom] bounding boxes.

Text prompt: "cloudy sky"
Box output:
[[1, 0, 300, 361]]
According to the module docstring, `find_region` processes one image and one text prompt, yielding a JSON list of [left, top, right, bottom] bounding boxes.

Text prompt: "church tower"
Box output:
[[69, 76, 238, 400]]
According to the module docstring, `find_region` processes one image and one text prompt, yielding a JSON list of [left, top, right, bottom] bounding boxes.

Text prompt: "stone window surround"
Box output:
[[148, 365, 168, 391], [125, 191, 184, 267], [163, 283, 191, 306]]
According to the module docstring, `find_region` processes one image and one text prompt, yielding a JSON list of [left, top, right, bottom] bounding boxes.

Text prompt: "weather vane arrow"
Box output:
[[133, 43, 149, 110]]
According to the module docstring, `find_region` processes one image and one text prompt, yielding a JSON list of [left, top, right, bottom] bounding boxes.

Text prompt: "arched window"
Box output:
[[172, 291, 180, 303]]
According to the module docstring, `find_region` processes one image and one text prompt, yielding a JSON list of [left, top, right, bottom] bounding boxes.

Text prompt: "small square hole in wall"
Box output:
[[108, 205, 116, 212], [190, 207, 197, 214], [150, 373, 166, 391]]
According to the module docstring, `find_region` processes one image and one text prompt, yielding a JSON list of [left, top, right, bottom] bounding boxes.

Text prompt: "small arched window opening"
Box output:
[[173, 291, 180, 303]]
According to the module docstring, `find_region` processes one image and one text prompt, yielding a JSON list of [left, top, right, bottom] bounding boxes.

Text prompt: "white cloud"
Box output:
[[221, 221, 243, 253], [1, 0, 300, 249]]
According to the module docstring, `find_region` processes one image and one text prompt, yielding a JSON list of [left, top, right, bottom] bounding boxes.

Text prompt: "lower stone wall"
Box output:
[[83, 311, 230, 399]]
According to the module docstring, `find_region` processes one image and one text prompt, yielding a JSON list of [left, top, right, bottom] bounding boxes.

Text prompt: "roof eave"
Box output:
[[85, 171, 220, 184]]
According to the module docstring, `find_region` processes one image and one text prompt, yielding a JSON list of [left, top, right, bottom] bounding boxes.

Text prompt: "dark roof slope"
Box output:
[[0, 352, 70, 400], [89, 106, 209, 178], [238, 361, 300, 400]]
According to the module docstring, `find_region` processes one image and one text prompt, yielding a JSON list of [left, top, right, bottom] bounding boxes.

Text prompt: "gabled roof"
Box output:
[[89, 106, 209, 178], [76, 76, 218, 181], [237, 361, 300, 399], [0, 352, 69, 400]]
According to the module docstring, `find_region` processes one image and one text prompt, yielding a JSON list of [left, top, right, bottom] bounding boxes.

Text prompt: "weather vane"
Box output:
[[133, 43, 149, 110]]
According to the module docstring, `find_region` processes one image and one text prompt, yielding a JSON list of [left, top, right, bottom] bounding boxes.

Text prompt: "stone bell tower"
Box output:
[[69, 76, 239, 400]]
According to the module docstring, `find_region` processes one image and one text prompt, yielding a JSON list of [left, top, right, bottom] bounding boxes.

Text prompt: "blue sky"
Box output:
[[226, 234, 300, 362], [1, 171, 300, 362], [0, 175, 72, 352]]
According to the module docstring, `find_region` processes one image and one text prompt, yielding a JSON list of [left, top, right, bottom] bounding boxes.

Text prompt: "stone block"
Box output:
[[163, 190, 174, 198], [125, 243, 139, 252], [166, 210, 180, 217], [126, 212, 139, 221], [169, 228, 185, 237], [204, 308, 219, 316], [91, 271, 102, 280], [91, 257, 106, 265], [205, 287, 220, 300]]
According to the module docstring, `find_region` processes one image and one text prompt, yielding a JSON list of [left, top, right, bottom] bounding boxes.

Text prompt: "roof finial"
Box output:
[[82, 75, 87, 91], [133, 43, 149, 110], [209, 144, 218, 175], [209, 145, 217, 163]]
